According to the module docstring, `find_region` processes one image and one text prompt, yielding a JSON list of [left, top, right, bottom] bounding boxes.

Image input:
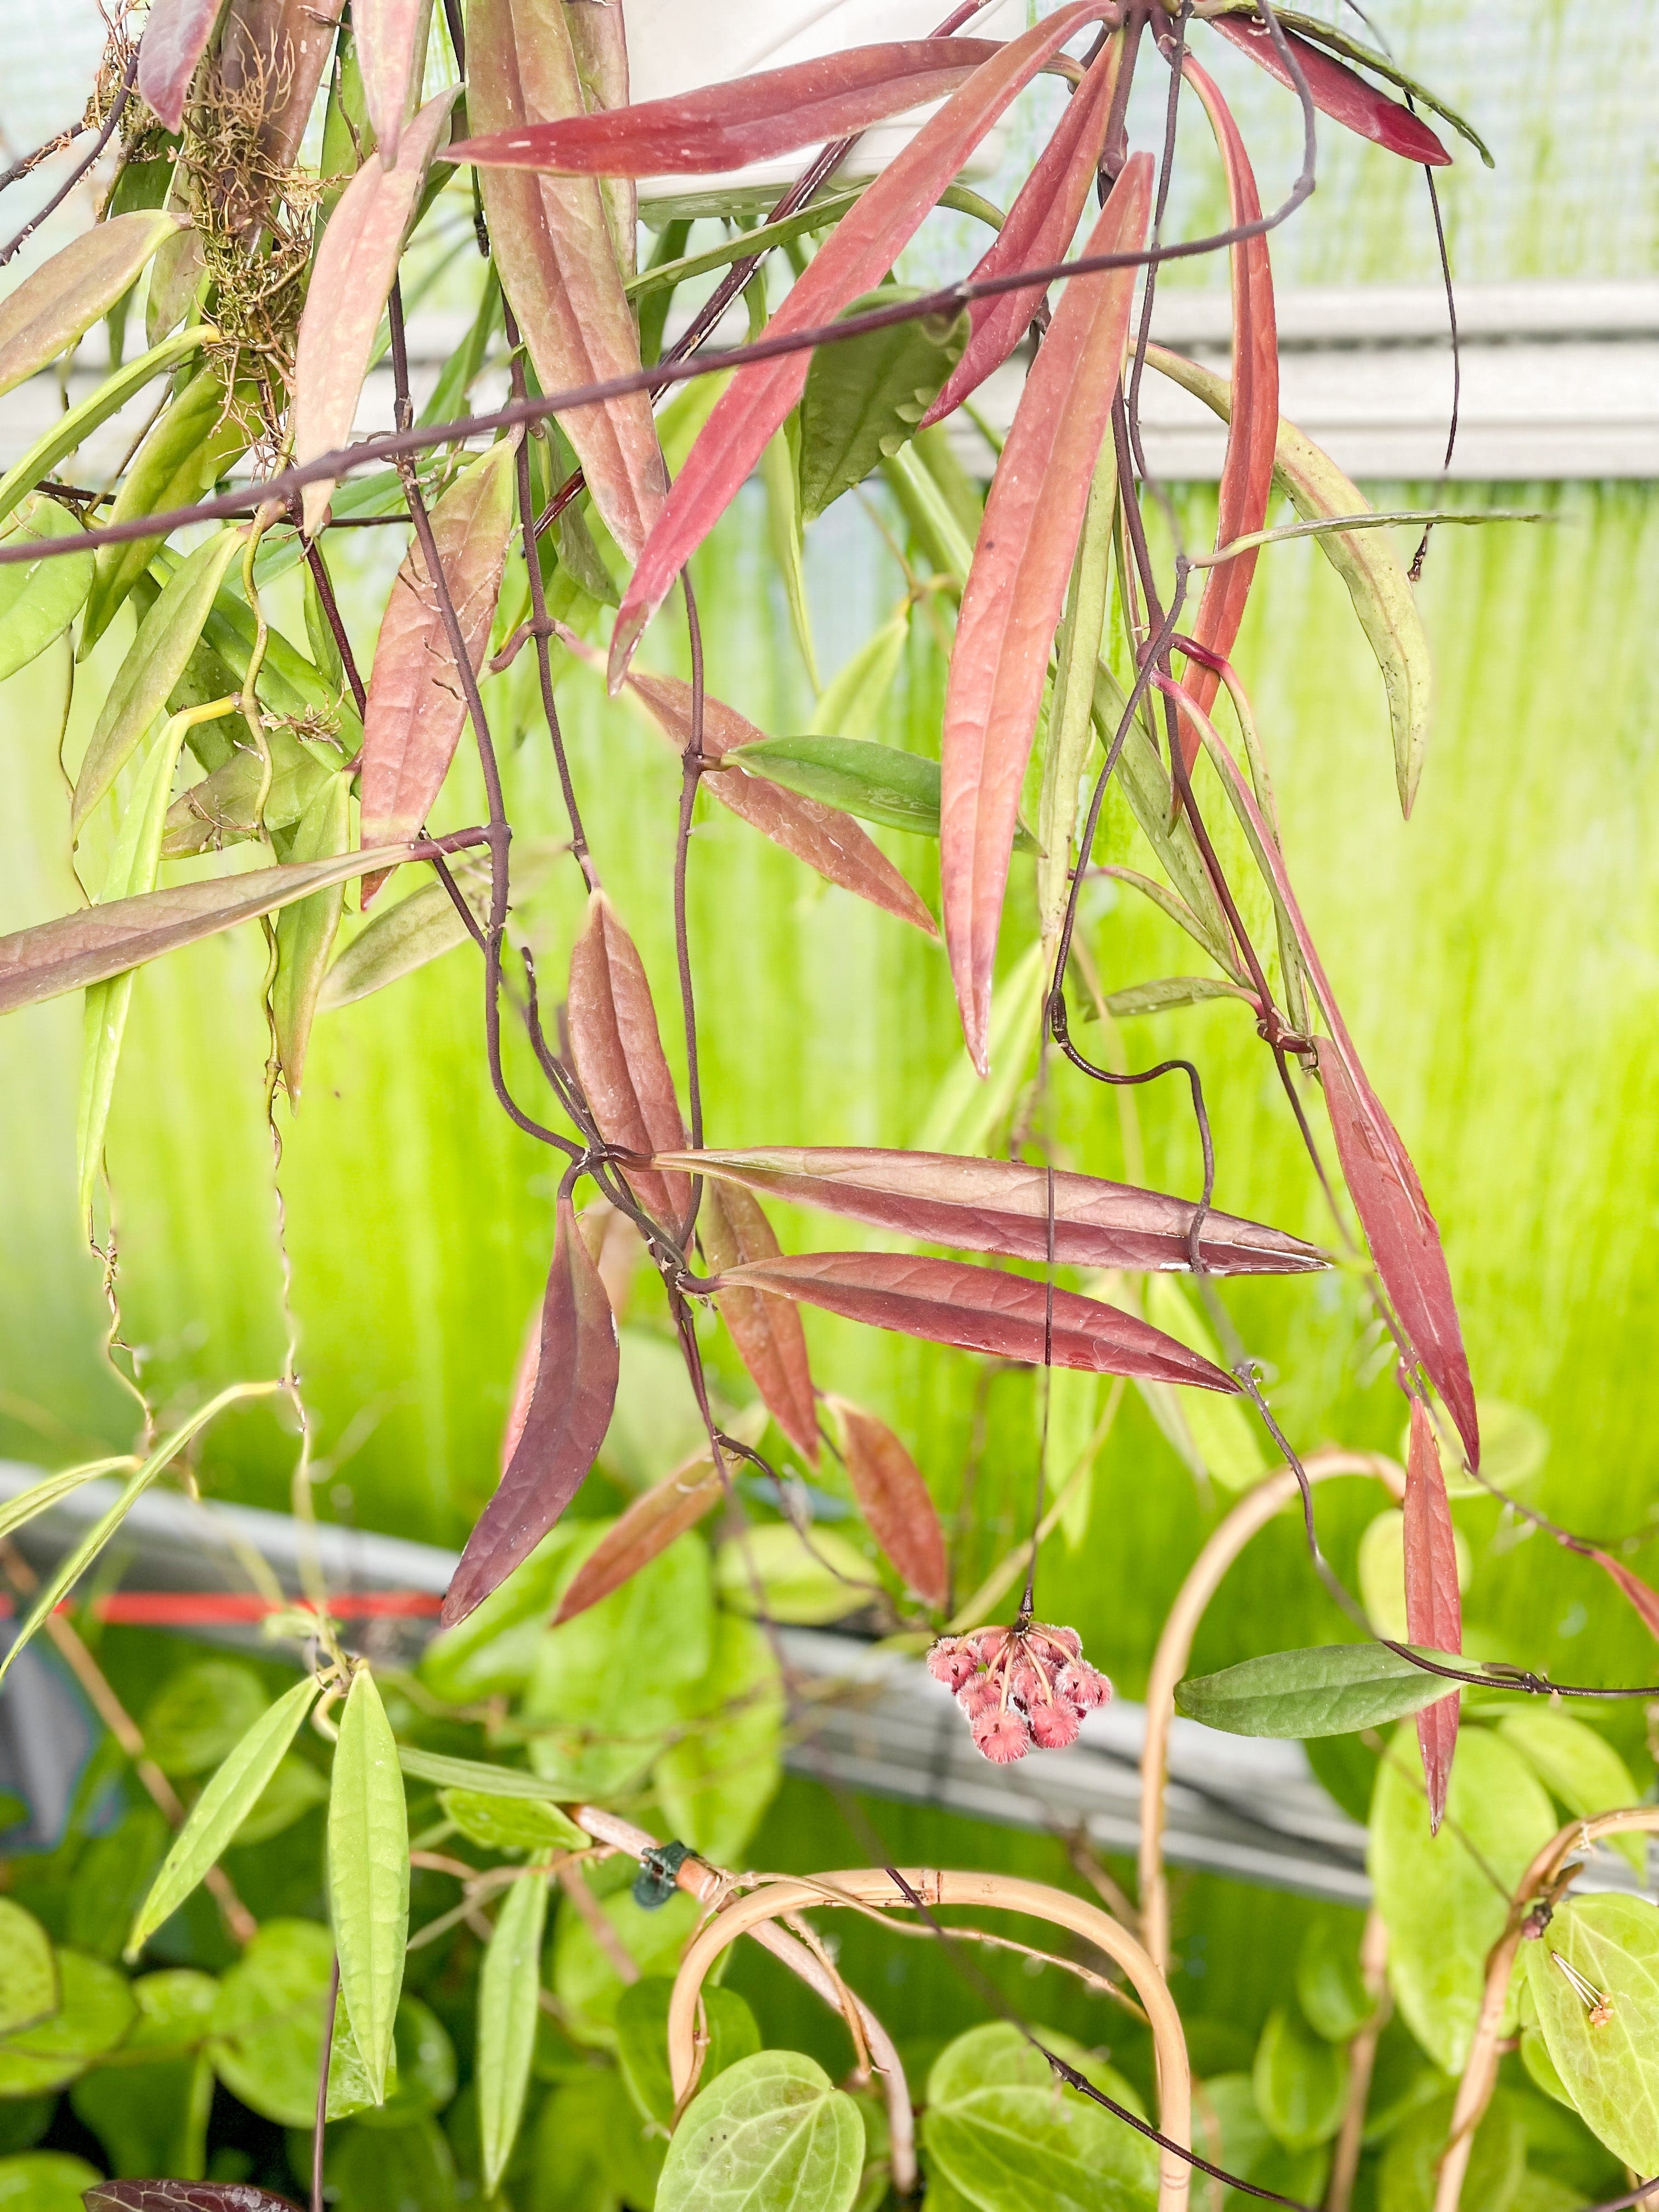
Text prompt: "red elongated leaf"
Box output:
[[609, 0, 1108, 686], [443, 1197, 620, 1626], [566, 889, 691, 1229], [1404, 1397, 1461, 1829], [500, 1302, 541, 1474], [565, 0, 635, 281], [453, 40, 1004, 174], [136, 0, 222, 129], [922, 38, 1120, 427], [470, 0, 665, 560], [354, 0, 426, 160], [654, 1145, 1327, 1277], [359, 439, 518, 897], [86, 2188, 301, 2212], [552, 1448, 723, 1626], [714, 1250, 1240, 1390], [0, 844, 419, 1015], [701, 1180, 820, 1468], [1209, 16, 1451, 166], [941, 155, 1152, 1069], [294, 89, 456, 534], [827, 1397, 947, 1609], [1590, 1551, 1659, 1643], [1176, 57, 1277, 768]]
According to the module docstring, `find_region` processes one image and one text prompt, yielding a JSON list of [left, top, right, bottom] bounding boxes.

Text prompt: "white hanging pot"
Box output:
[[619, 0, 1030, 219]]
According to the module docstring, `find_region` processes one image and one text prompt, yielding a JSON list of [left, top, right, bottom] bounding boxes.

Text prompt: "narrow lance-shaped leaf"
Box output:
[[827, 1397, 947, 1610], [358, 437, 517, 895], [0, 1457, 140, 1545], [87, 2186, 305, 2212], [565, 889, 691, 1229], [0, 324, 209, 533], [554, 1447, 724, 1627], [1038, 443, 1117, 954], [272, 770, 354, 1101], [74, 527, 249, 832], [442, 1196, 620, 1627], [701, 1179, 820, 1469], [564, 0, 635, 279], [394, 1745, 586, 1804], [1209, 15, 1451, 166], [1589, 1550, 1659, 1644], [0, 498, 93, 681], [1404, 1398, 1461, 1830], [726, 735, 1044, 850], [77, 710, 198, 1217], [137, 0, 225, 128], [610, 1, 1110, 686], [1176, 1643, 1465, 1737], [1174, 57, 1278, 770], [656, 1145, 1326, 1277], [128, 1674, 321, 1957], [715, 1249, 1241, 1390], [0, 842, 424, 1016], [941, 154, 1152, 1071], [328, 1666, 409, 2104], [453, 39, 1005, 173], [0, 212, 181, 399], [354, 0, 430, 159], [923, 37, 1120, 427], [1146, 341, 1432, 817], [476, 1867, 549, 2193], [468, 0, 664, 560], [294, 89, 457, 534]]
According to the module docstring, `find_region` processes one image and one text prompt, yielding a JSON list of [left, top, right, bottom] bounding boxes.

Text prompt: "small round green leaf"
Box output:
[[0, 1953, 135, 2097], [142, 1660, 272, 1778], [1295, 1922, 1375, 2044], [1252, 2007, 1347, 2151], [1496, 1712, 1647, 1875], [207, 1917, 334, 2128], [0, 1904, 56, 2038], [658, 2050, 864, 2212], [0, 2152, 102, 2212], [714, 1524, 876, 1626], [1523, 1894, 1659, 2174], [616, 1976, 760, 2128], [922, 2021, 1157, 2212], [0, 501, 93, 681]]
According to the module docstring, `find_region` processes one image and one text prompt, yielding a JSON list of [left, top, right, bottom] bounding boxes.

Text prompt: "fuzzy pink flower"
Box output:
[[927, 1637, 978, 1691], [1029, 1699, 1081, 1749], [968, 1626, 1009, 1665], [1057, 1661, 1111, 1712], [956, 1673, 1002, 1720], [972, 1711, 1031, 1763], [1006, 1654, 1046, 1706], [1036, 1624, 1083, 1660]]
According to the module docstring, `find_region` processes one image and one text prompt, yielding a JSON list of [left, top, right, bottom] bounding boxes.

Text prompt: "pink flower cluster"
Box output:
[[926, 1620, 1111, 1763]]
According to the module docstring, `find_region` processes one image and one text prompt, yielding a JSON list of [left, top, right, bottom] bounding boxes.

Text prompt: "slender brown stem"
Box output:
[[302, 540, 366, 717], [0, 48, 135, 266]]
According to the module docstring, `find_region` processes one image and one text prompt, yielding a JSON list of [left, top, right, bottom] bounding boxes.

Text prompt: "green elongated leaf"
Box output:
[[0, 1455, 137, 1543], [146, 224, 206, 348], [476, 1868, 549, 2192], [726, 737, 1039, 853], [82, 370, 255, 650], [1371, 1723, 1559, 2073], [658, 2050, 865, 2212], [1496, 1713, 1647, 1875], [1252, 2008, 1346, 2151], [923, 2021, 1157, 2212], [808, 603, 909, 740], [1084, 975, 1253, 1022], [1174, 1643, 1464, 1737], [127, 1675, 321, 1958], [143, 1659, 269, 1776], [0, 212, 180, 399], [0, 1953, 136, 2097], [162, 732, 332, 854], [0, 1379, 279, 1689], [0, 500, 93, 679], [395, 1745, 584, 1807], [1039, 445, 1116, 951], [317, 872, 478, 1008], [328, 1667, 409, 2104], [1145, 343, 1432, 817], [616, 1977, 760, 2129], [798, 289, 968, 522], [437, 1790, 585, 1853], [1144, 1277, 1266, 1491], [272, 770, 353, 1099], [0, 1905, 57, 2038], [0, 327, 209, 533], [0, 842, 421, 1015], [761, 426, 820, 690], [75, 531, 247, 831], [76, 708, 198, 1215]]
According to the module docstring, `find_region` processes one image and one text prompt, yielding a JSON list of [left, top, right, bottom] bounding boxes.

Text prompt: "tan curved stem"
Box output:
[[664, 1868, 1194, 2212], [1138, 1452, 1406, 1975], [571, 1807, 916, 2194], [1433, 1806, 1659, 2212], [1324, 1909, 1390, 2212]]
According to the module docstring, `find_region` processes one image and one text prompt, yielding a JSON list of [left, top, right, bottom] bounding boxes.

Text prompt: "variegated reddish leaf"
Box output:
[[608, 0, 1109, 685], [565, 0, 635, 281], [654, 1145, 1327, 1276], [941, 154, 1152, 1069], [1404, 1396, 1461, 1829], [87, 2185, 301, 2212], [1209, 16, 1451, 166], [922, 37, 1120, 427], [354, 0, 427, 160], [1590, 1551, 1659, 1643], [294, 88, 456, 534], [453, 38, 1002, 173], [359, 438, 518, 896], [713, 1250, 1240, 1389], [552, 1447, 725, 1626], [136, 0, 222, 129], [701, 1179, 819, 1468], [469, 0, 665, 560], [565, 890, 691, 1230], [443, 1196, 619, 1626], [499, 1301, 540, 1474], [827, 1396, 947, 1609], [1175, 57, 1277, 770]]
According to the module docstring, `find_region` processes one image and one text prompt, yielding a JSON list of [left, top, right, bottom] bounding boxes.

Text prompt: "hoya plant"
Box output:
[[0, 1, 1654, 2210]]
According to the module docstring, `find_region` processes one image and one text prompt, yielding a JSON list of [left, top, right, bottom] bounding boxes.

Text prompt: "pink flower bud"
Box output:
[[1034, 1624, 1082, 1659], [1057, 1661, 1111, 1713], [968, 1626, 1009, 1664], [1029, 1699, 1081, 1750], [1006, 1654, 1048, 1706], [957, 1673, 1002, 1720], [972, 1712, 1031, 1764], [927, 1637, 978, 1691]]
